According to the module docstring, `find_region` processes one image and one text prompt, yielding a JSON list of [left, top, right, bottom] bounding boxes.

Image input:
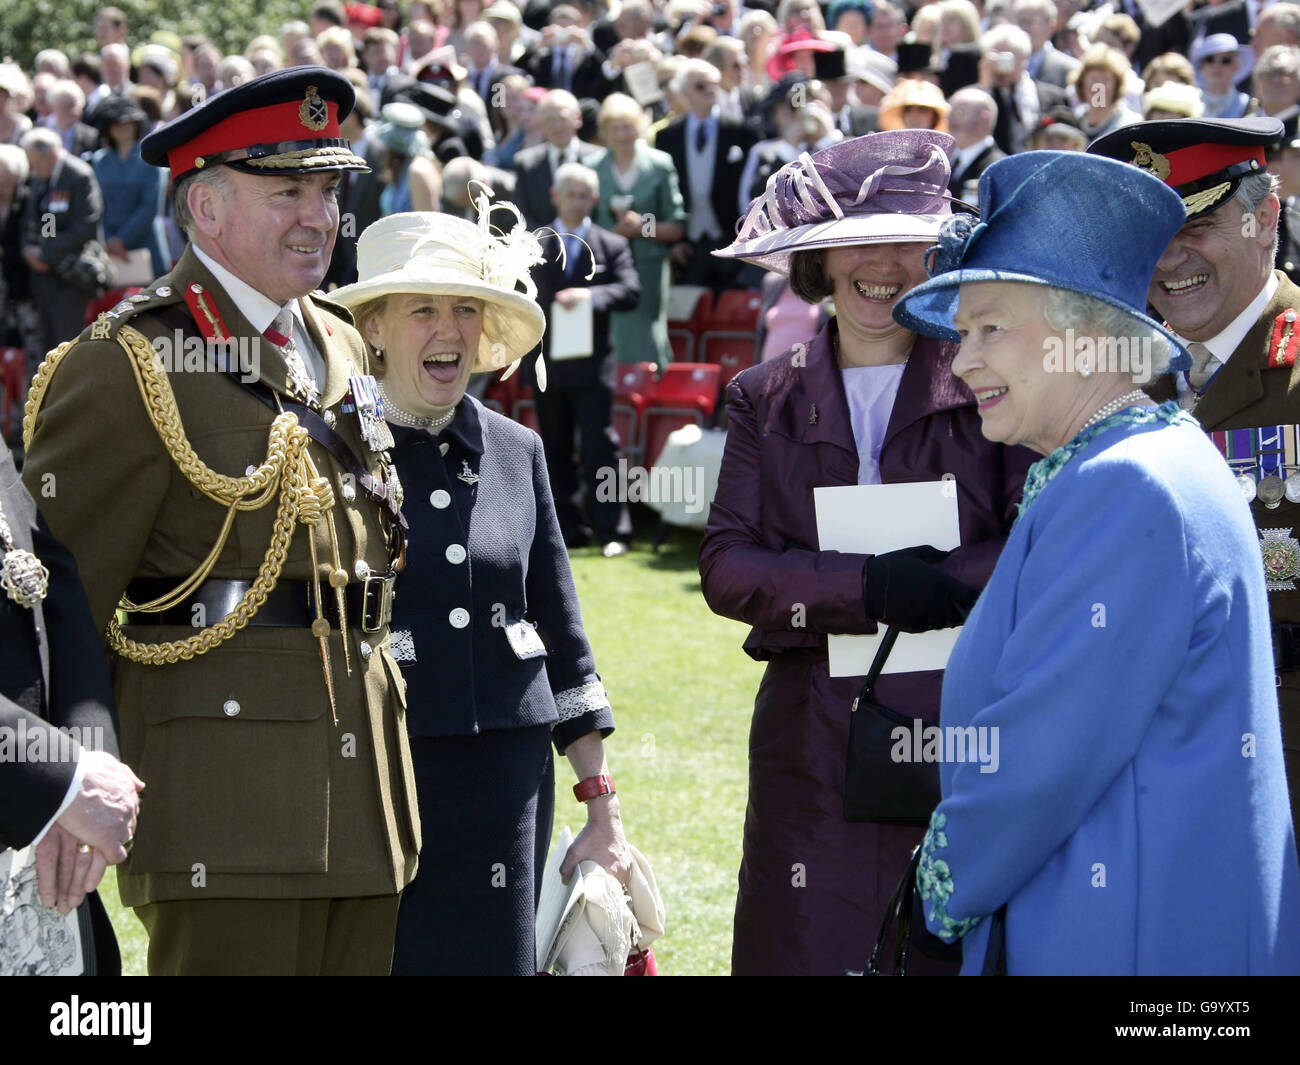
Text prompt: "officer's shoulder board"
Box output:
[[82, 282, 197, 343], [1269, 307, 1300, 370]]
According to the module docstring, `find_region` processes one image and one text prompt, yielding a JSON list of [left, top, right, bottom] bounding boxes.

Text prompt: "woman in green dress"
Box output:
[[590, 94, 687, 368]]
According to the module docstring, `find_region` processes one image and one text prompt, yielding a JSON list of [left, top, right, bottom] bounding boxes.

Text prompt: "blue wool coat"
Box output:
[[920, 411, 1300, 975]]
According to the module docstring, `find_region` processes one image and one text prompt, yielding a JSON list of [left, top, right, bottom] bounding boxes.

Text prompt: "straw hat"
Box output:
[[330, 198, 547, 375], [878, 77, 951, 133], [714, 128, 956, 274]]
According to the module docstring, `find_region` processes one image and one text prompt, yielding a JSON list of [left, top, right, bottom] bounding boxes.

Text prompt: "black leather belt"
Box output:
[[122, 575, 395, 633], [1274, 622, 1300, 674]]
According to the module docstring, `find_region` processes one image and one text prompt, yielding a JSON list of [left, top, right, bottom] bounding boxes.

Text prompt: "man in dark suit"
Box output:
[[0, 437, 141, 974], [1015, 0, 1080, 89], [43, 79, 100, 159], [977, 25, 1068, 156], [511, 89, 602, 229], [527, 163, 639, 554], [947, 87, 1006, 204], [521, 6, 621, 102], [464, 20, 524, 110], [655, 58, 756, 290], [20, 127, 106, 362]]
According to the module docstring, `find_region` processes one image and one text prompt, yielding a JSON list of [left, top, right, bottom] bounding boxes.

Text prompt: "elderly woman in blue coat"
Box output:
[[331, 202, 631, 975], [893, 151, 1300, 975]]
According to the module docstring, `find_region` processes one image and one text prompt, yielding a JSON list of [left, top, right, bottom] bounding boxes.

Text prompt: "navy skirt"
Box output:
[[391, 725, 555, 976]]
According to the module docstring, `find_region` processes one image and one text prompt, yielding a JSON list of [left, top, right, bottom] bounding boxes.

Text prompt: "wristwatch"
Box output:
[[573, 773, 616, 803]]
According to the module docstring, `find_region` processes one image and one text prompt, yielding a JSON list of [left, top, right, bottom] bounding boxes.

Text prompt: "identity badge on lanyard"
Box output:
[[347, 374, 396, 453]]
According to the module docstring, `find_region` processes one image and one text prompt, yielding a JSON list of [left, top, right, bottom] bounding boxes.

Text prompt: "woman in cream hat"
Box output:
[[331, 201, 633, 975], [878, 76, 951, 132]]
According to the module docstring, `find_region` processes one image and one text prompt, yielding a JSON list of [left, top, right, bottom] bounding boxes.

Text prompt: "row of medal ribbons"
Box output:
[[1215, 426, 1300, 508]]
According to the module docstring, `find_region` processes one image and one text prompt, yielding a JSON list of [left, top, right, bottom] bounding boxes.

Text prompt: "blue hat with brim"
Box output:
[[893, 151, 1192, 373]]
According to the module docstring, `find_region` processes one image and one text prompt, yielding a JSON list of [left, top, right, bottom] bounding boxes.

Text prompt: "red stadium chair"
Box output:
[[0, 347, 26, 443], [613, 361, 659, 462], [512, 383, 540, 433], [641, 363, 721, 467], [666, 285, 713, 362]]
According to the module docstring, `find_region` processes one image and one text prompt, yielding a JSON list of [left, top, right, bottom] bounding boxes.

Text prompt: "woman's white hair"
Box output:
[[1042, 287, 1174, 377]]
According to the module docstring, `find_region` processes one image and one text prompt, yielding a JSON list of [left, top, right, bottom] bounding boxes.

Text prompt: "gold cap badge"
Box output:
[[1129, 142, 1170, 182], [299, 85, 329, 132]]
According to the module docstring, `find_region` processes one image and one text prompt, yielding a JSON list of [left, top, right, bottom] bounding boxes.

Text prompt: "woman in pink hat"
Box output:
[[700, 129, 1035, 975]]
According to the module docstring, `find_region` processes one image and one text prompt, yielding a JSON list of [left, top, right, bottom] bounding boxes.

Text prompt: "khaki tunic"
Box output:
[[1153, 270, 1300, 834], [21, 247, 420, 906]]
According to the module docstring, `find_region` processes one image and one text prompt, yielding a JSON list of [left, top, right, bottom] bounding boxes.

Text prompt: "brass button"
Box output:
[[222, 699, 240, 717]]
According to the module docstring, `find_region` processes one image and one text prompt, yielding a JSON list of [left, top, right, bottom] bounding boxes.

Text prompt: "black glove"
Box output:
[[862, 545, 980, 634]]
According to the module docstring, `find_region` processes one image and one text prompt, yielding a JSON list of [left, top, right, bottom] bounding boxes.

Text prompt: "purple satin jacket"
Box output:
[[700, 319, 1035, 664]]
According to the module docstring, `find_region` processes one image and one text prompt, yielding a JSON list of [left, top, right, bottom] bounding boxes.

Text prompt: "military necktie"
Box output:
[[266, 306, 321, 407], [1185, 341, 1220, 392]]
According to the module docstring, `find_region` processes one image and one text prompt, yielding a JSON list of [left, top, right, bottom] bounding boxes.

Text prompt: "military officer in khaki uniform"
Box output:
[[1092, 117, 1300, 851], [20, 67, 420, 975]]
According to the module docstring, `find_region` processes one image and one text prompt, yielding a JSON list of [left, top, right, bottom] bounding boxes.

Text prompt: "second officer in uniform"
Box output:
[[1092, 116, 1300, 850], [21, 67, 420, 975]]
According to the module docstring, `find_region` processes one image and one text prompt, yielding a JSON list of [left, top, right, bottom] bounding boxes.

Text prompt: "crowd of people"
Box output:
[[3, 0, 1300, 979]]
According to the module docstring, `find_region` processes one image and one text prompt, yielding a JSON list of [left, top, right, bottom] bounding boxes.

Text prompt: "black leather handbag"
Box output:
[[842, 626, 941, 825], [859, 846, 1004, 976]]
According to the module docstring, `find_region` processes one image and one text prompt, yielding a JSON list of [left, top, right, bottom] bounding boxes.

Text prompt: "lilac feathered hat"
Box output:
[[713, 129, 956, 275]]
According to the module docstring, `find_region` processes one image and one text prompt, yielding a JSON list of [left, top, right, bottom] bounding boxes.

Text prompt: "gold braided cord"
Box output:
[[243, 148, 365, 169], [23, 323, 334, 665]]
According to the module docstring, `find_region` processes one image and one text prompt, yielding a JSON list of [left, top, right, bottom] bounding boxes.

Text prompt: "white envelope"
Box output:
[[814, 479, 963, 676], [550, 297, 594, 360]]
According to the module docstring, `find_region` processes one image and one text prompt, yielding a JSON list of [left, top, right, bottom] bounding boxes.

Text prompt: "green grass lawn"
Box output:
[[100, 519, 763, 976]]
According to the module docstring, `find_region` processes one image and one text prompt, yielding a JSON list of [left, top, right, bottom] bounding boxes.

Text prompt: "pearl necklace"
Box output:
[[376, 379, 456, 433], [1081, 390, 1151, 432]]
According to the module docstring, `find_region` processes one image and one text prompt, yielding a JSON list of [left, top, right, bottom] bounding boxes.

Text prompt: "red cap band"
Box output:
[[165, 95, 341, 177], [1162, 142, 1265, 188]]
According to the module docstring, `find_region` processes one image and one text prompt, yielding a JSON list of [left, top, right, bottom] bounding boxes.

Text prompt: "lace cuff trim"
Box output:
[[554, 678, 610, 723]]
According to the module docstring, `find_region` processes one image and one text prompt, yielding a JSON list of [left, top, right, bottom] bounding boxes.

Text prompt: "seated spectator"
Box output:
[[91, 96, 167, 280], [1254, 44, 1300, 117], [19, 127, 107, 360], [94, 4, 129, 48], [374, 101, 443, 214], [827, 0, 873, 46], [319, 25, 359, 71], [1142, 80, 1206, 120], [484, 77, 543, 168], [0, 144, 32, 335], [879, 76, 951, 130], [1140, 51, 1197, 91], [1192, 33, 1252, 118], [0, 66, 34, 147], [1070, 43, 1142, 140], [33, 50, 72, 79], [41, 80, 96, 158], [217, 56, 257, 89]]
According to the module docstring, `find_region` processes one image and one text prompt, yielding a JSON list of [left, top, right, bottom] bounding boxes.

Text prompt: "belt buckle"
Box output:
[[361, 573, 394, 633]]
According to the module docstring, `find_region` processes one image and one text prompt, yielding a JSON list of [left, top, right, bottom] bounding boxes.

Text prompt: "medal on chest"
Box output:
[[345, 374, 396, 453], [0, 501, 48, 609]]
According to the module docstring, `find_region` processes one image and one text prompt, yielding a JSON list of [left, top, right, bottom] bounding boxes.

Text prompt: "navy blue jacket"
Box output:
[[388, 396, 614, 752]]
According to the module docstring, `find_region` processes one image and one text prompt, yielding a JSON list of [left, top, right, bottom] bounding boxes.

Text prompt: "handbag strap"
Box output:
[[852, 625, 900, 711], [865, 843, 919, 976]]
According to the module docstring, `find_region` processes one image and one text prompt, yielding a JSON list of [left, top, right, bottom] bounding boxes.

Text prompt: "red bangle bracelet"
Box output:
[[574, 773, 615, 802]]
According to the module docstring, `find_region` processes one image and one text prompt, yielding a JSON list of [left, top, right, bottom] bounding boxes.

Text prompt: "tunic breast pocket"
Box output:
[[117, 642, 330, 876]]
